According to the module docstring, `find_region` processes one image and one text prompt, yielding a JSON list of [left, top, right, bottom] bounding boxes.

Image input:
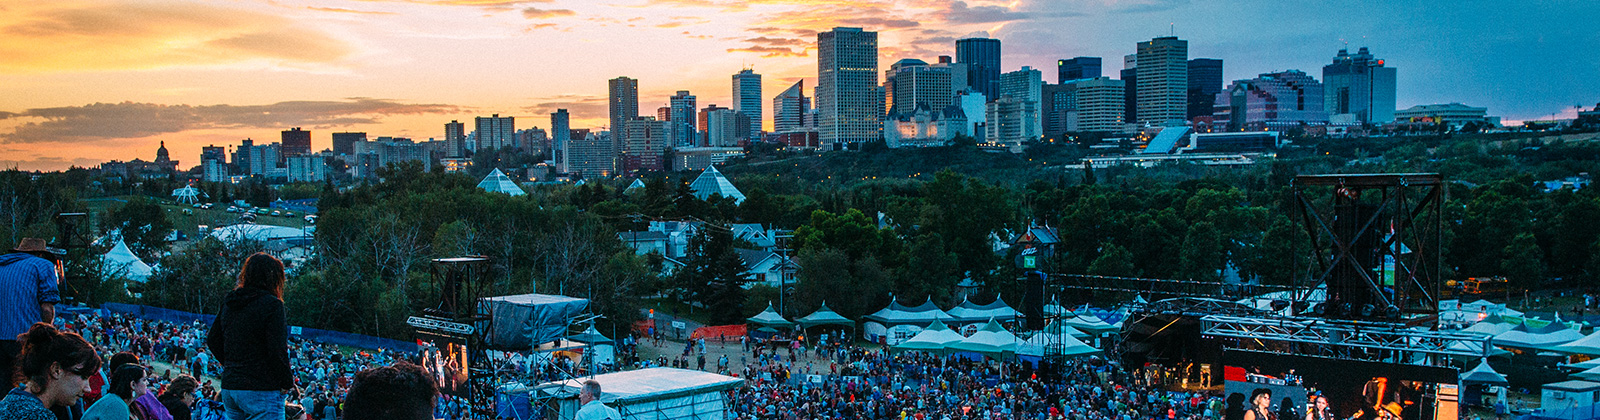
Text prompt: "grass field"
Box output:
[[81, 196, 311, 242]]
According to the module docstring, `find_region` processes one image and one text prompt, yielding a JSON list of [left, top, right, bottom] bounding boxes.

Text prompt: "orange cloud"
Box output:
[[727, 46, 809, 58], [522, 7, 575, 19], [305, 6, 397, 15], [0, 99, 460, 144], [0, 2, 353, 73]]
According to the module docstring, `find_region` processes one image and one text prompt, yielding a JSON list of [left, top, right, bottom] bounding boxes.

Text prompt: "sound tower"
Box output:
[[1329, 202, 1381, 318], [1023, 271, 1046, 330]]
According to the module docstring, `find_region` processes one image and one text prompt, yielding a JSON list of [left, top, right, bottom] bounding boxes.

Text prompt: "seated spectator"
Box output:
[[0, 322, 102, 420], [158, 376, 199, 420], [341, 363, 437, 420], [83, 365, 147, 420]]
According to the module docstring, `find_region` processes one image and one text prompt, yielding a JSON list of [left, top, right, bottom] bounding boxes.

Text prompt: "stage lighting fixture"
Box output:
[[1270, 300, 1290, 312], [1384, 305, 1402, 319], [1311, 303, 1327, 316], [1292, 301, 1310, 314], [1360, 304, 1376, 317], [1340, 302, 1355, 317]]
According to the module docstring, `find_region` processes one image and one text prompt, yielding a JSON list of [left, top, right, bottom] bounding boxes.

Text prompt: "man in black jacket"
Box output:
[[208, 253, 293, 420]]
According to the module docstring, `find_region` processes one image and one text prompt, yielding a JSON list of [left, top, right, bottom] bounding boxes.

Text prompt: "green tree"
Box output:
[[674, 229, 749, 324], [1503, 233, 1545, 292], [1087, 243, 1136, 277], [107, 197, 173, 261], [1178, 221, 1225, 282]]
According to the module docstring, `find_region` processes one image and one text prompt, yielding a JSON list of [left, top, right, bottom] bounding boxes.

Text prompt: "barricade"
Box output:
[[101, 303, 416, 352]]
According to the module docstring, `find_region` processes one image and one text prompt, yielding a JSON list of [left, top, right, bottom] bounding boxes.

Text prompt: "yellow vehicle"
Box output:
[[1460, 276, 1508, 295]]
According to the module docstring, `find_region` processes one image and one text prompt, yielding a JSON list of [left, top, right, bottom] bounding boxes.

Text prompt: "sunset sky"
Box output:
[[2, 0, 1596, 171]]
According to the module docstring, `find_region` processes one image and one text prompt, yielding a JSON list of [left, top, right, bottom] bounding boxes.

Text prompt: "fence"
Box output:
[[100, 303, 416, 352]]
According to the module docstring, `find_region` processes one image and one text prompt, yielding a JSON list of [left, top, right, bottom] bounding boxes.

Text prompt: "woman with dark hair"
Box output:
[[82, 365, 147, 420], [0, 322, 102, 420], [342, 363, 438, 420], [207, 253, 293, 420], [158, 376, 199, 420]]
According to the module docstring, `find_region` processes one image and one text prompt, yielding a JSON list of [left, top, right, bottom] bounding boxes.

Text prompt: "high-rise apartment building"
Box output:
[[567, 130, 613, 179], [1135, 36, 1189, 126], [234, 138, 253, 173], [1215, 70, 1327, 131], [1322, 47, 1397, 124], [1066, 77, 1127, 133], [1187, 58, 1224, 120], [669, 91, 697, 147], [697, 104, 729, 146], [818, 27, 881, 147], [884, 59, 954, 115], [732, 69, 762, 139], [772, 80, 811, 133], [1057, 57, 1102, 83], [552, 109, 571, 173], [281, 127, 311, 157], [1121, 54, 1137, 126], [332, 132, 365, 156], [622, 117, 667, 173], [956, 37, 1001, 101], [1000, 66, 1044, 140], [609, 77, 639, 149], [474, 114, 515, 151], [444, 120, 466, 156], [200, 145, 226, 164], [985, 95, 1032, 151], [705, 108, 742, 147]]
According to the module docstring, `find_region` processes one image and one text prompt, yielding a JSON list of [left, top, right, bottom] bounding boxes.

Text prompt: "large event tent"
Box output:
[[1461, 315, 1517, 337], [893, 319, 966, 353], [746, 302, 795, 329], [1492, 322, 1585, 350], [863, 297, 954, 345], [1556, 330, 1600, 355], [947, 319, 1022, 357], [1018, 321, 1100, 359], [1062, 313, 1118, 335], [537, 368, 743, 420], [946, 295, 1022, 325], [102, 239, 153, 282]]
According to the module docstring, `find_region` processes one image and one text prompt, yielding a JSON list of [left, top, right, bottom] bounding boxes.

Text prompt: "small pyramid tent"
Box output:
[[798, 301, 855, 329], [746, 302, 795, 329], [567, 325, 614, 344], [688, 165, 745, 204], [1460, 359, 1509, 385], [1063, 313, 1118, 335], [102, 239, 153, 282], [893, 319, 966, 353], [1019, 321, 1100, 358], [477, 168, 526, 196]]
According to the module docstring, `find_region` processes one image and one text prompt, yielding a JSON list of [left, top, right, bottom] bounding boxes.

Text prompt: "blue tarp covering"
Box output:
[[102, 303, 416, 352]]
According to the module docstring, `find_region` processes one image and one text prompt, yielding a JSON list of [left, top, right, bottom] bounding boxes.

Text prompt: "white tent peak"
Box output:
[[102, 238, 153, 283]]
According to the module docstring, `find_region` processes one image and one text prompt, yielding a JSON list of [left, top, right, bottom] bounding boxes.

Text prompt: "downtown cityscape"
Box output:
[[3, 1, 1600, 420]]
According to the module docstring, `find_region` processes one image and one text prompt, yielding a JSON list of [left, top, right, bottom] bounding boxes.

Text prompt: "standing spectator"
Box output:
[[0, 239, 62, 383], [158, 376, 199, 420], [0, 322, 101, 420], [82, 365, 146, 420], [341, 363, 436, 420], [208, 253, 293, 420]]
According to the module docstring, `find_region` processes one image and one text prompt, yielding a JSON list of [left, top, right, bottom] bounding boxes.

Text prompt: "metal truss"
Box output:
[[1201, 314, 1489, 367]]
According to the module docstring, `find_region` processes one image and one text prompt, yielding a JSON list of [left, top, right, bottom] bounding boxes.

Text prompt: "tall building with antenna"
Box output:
[[733, 69, 763, 140]]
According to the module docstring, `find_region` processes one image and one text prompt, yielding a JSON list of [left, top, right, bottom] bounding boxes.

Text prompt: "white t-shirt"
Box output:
[[575, 400, 622, 420]]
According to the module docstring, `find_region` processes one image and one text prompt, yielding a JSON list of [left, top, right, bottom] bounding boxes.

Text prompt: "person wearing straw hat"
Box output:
[[0, 238, 63, 384]]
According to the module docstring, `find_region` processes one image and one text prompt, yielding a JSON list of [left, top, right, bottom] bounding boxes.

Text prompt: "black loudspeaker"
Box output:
[[1023, 271, 1046, 330], [1328, 203, 1381, 319]]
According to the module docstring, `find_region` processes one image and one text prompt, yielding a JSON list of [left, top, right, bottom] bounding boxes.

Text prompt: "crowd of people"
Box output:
[[723, 339, 1222, 420]]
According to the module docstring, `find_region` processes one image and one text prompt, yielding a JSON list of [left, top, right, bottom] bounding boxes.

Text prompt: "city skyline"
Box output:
[[2, 0, 1596, 170]]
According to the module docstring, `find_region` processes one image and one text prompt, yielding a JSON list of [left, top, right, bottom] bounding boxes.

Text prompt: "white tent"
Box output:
[[1460, 359, 1509, 385], [1573, 366, 1600, 382], [1555, 331, 1600, 356], [946, 318, 1021, 356], [539, 368, 742, 420], [946, 295, 1022, 325], [477, 168, 526, 196], [1044, 296, 1071, 317], [1493, 323, 1585, 350], [1462, 318, 1518, 337], [210, 224, 310, 242], [566, 326, 615, 366], [1018, 321, 1099, 358], [102, 239, 153, 282], [893, 319, 966, 353], [1565, 358, 1600, 371], [1062, 314, 1117, 335], [863, 297, 954, 345]]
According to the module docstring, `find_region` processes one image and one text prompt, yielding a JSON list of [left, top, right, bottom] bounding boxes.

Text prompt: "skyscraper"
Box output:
[[697, 104, 729, 145], [1000, 66, 1043, 140], [817, 27, 881, 147], [1322, 47, 1397, 124], [281, 127, 311, 157], [474, 114, 515, 151], [609, 76, 639, 149], [621, 117, 666, 173], [884, 59, 954, 115], [772, 80, 810, 133], [444, 120, 466, 156], [732, 69, 763, 139], [1057, 57, 1102, 83], [1066, 77, 1127, 133], [551, 109, 571, 173], [1187, 58, 1224, 120], [956, 37, 1001, 101], [1135, 36, 1189, 126], [201, 145, 226, 164], [332, 132, 365, 156], [1215, 70, 1327, 132], [1122, 54, 1137, 126], [669, 90, 697, 147], [568, 130, 613, 179]]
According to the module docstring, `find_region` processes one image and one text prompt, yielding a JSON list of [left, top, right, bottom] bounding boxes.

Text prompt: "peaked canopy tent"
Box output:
[[892, 319, 966, 354], [746, 302, 795, 330], [946, 318, 1022, 358], [566, 325, 615, 366], [1492, 322, 1585, 350], [1062, 313, 1118, 336], [945, 295, 1023, 329], [1461, 315, 1517, 337], [102, 239, 153, 283], [797, 301, 855, 342], [1460, 359, 1510, 405], [1018, 321, 1100, 360], [863, 297, 954, 345], [1554, 330, 1600, 356], [1574, 366, 1600, 382], [477, 168, 527, 196]]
